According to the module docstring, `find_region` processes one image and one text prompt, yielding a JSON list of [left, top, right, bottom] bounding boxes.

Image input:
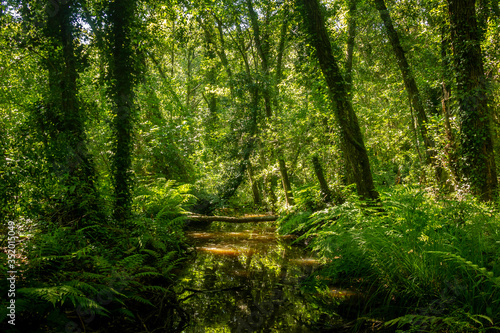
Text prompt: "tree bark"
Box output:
[[312, 155, 332, 203], [247, 162, 262, 205], [447, 0, 498, 201], [279, 158, 295, 206], [108, 0, 138, 222], [42, 0, 100, 224], [297, 0, 379, 202], [345, 0, 357, 93]]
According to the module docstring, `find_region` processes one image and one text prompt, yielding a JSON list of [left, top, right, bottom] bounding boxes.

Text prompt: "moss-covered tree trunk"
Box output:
[[297, 0, 379, 202], [108, 0, 138, 222], [447, 0, 498, 201], [43, 0, 99, 224]]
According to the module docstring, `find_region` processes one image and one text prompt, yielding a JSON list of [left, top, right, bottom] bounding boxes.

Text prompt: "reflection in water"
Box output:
[[179, 223, 340, 332]]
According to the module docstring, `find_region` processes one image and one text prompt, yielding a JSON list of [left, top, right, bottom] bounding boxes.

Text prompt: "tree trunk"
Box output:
[[372, 0, 443, 183], [447, 0, 498, 201], [247, 0, 295, 207], [297, 0, 379, 202], [312, 155, 332, 203], [43, 0, 100, 224], [279, 158, 295, 206], [109, 0, 137, 222], [265, 173, 278, 213], [247, 162, 262, 206], [345, 0, 357, 93], [440, 28, 460, 187]]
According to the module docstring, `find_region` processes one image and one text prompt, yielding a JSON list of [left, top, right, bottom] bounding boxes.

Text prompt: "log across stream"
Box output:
[[177, 220, 355, 332]]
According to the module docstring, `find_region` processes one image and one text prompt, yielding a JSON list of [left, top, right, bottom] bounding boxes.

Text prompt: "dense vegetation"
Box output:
[[0, 0, 499, 331]]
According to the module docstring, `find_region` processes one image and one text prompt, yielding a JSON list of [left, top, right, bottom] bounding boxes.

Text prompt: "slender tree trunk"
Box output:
[[297, 0, 379, 202], [447, 0, 497, 201], [372, 0, 443, 183], [312, 155, 332, 203], [265, 173, 277, 213], [109, 0, 137, 222], [440, 28, 460, 186], [247, 0, 296, 207], [345, 0, 357, 93], [247, 162, 262, 205], [279, 159, 295, 206], [218, 84, 259, 202]]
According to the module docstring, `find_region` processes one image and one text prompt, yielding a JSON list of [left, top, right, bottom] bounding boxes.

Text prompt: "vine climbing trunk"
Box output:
[[297, 0, 379, 202], [108, 0, 138, 222], [447, 0, 498, 201], [42, 0, 100, 224]]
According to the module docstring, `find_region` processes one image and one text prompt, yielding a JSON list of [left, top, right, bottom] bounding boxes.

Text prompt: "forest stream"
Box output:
[[178, 221, 353, 333]]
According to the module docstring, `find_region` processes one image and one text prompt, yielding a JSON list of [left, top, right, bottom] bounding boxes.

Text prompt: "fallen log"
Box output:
[[186, 215, 278, 223]]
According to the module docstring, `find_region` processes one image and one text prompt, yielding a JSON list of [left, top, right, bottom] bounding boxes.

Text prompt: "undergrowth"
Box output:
[[278, 186, 500, 332], [0, 179, 194, 333]]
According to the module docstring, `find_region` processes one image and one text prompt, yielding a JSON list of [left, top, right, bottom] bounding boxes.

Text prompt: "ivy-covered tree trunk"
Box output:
[[42, 0, 99, 224], [373, 0, 443, 183], [108, 0, 138, 222], [447, 0, 498, 201], [297, 0, 379, 202]]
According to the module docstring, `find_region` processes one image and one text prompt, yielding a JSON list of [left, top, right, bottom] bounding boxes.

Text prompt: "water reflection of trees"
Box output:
[[179, 228, 322, 332]]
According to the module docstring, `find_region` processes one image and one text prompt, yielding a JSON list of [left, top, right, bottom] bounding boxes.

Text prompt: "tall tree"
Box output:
[[345, 0, 357, 93], [32, 0, 100, 224], [247, 0, 295, 206], [372, 0, 442, 182], [108, 0, 138, 222], [297, 0, 379, 201], [447, 0, 498, 200]]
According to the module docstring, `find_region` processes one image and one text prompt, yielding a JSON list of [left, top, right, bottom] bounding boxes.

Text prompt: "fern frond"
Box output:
[[129, 295, 154, 306]]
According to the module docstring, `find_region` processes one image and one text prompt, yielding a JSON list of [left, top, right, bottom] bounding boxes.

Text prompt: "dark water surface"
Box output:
[[178, 222, 346, 332]]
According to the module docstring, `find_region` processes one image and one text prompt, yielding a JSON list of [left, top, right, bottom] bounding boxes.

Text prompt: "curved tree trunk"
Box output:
[[297, 0, 379, 202]]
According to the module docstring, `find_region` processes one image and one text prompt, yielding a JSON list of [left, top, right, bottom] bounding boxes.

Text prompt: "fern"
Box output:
[[427, 251, 500, 288]]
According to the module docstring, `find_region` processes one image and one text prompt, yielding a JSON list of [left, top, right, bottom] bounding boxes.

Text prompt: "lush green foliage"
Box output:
[[279, 187, 500, 331], [0, 181, 192, 332], [1, 0, 500, 331]]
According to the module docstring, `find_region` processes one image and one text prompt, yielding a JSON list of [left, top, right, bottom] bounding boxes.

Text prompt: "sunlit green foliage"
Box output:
[[279, 187, 500, 331]]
